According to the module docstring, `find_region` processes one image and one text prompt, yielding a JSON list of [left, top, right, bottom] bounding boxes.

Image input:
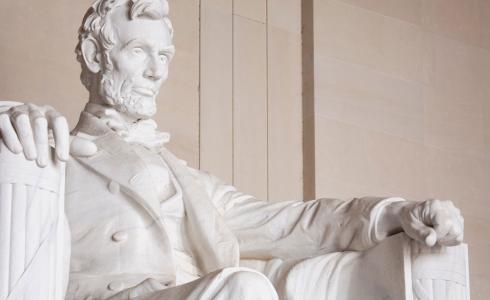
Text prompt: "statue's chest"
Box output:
[[130, 145, 176, 203]]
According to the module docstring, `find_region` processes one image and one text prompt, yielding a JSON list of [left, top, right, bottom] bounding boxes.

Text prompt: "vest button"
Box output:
[[108, 181, 120, 194], [108, 281, 125, 292], [111, 231, 128, 242]]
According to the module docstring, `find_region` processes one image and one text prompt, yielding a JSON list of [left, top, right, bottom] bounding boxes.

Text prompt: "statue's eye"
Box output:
[[132, 47, 145, 56], [160, 54, 169, 63]]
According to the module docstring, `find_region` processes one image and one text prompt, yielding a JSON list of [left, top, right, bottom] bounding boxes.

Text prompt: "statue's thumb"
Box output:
[[406, 215, 437, 247], [69, 136, 97, 157], [424, 228, 437, 247]]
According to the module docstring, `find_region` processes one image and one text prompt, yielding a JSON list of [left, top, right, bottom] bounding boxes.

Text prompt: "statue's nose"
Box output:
[[144, 56, 164, 81]]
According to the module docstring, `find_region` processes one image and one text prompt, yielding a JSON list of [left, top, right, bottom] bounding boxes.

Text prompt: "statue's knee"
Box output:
[[226, 270, 277, 299]]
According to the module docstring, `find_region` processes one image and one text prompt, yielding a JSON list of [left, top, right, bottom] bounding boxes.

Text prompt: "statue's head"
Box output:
[[75, 0, 175, 120]]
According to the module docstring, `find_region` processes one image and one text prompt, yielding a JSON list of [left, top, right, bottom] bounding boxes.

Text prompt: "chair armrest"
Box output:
[[0, 142, 69, 300], [355, 233, 470, 300]]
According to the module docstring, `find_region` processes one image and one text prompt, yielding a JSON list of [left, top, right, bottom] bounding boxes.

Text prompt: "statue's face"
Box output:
[[100, 6, 174, 120]]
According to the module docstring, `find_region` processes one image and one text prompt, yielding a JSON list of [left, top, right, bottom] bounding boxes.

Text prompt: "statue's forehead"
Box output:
[[109, 5, 172, 46]]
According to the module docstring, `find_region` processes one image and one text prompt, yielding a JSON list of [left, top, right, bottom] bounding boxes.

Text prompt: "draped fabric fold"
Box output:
[[0, 143, 69, 300]]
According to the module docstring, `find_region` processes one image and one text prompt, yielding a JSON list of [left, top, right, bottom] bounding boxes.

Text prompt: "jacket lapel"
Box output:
[[73, 112, 239, 272], [72, 113, 164, 232], [159, 147, 240, 272]]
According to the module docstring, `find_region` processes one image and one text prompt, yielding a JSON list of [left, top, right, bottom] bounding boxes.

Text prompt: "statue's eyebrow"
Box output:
[[160, 45, 175, 57], [121, 38, 141, 49]]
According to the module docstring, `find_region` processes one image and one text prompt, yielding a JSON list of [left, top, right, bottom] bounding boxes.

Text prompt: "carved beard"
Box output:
[[99, 67, 157, 120]]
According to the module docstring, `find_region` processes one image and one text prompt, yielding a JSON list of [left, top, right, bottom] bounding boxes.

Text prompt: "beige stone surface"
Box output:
[[338, 0, 424, 26], [422, 0, 482, 50], [0, 0, 91, 126], [315, 0, 431, 84], [157, 0, 200, 167], [199, 0, 305, 200], [315, 55, 425, 142], [267, 0, 303, 201], [233, 15, 268, 200], [200, 0, 233, 183], [233, 0, 266, 23], [315, 0, 490, 298]]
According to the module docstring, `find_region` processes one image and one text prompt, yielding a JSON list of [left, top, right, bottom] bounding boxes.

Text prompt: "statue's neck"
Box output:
[[87, 92, 139, 126]]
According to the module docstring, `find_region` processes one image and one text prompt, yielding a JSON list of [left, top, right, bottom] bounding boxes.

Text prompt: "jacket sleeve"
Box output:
[[192, 168, 405, 260], [0, 101, 23, 112]]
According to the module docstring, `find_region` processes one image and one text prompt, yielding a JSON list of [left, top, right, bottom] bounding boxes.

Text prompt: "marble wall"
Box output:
[[200, 0, 304, 201], [313, 0, 490, 298]]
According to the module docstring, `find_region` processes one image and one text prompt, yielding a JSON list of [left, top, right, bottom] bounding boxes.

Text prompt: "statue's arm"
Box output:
[[191, 169, 400, 259], [194, 169, 464, 260]]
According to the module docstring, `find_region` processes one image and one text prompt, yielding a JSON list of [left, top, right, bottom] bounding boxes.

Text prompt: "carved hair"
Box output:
[[75, 0, 173, 90]]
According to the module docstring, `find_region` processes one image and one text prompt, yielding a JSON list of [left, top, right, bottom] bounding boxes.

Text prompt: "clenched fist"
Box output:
[[399, 199, 464, 247], [381, 199, 464, 247]]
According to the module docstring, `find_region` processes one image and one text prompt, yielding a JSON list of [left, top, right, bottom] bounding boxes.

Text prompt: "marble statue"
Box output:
[[0, 0, 468, 299]]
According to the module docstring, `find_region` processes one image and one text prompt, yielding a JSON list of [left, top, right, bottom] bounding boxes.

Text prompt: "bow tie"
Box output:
[[84, 103, 171, 149]]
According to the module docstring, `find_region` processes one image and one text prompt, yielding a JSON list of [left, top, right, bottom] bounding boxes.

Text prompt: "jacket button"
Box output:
[[108, 181, 120, 194], [163, 280, 174, 287], [108, 281, 125, 292], [111, 231, 128, 242]]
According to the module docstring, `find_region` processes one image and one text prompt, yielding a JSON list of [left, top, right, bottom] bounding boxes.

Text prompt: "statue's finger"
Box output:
[[0, 113, 22, 153], [53, 117, 69, 161], [13, 113, 37, 160], [433, 211, 452, 240], [456, 233, 464, 243], [32, 116, 49, 167], [404, 216, 437, 247], [437, 222, 463, 246], [46, 110, 69, 161], [8, 104, 29, 118], [424, 228, 437, 247], [438, 235, 462, 246]]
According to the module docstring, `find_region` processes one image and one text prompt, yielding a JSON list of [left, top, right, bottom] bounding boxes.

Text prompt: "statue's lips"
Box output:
[[133, 87, 156, 97]]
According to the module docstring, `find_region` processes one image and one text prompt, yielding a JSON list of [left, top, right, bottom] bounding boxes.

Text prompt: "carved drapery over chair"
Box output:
[[0, 145, 470, 299], [0, 144, 69, 300]]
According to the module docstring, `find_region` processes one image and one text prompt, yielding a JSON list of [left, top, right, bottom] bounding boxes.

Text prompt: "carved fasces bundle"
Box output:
[[0, 143, 69, 300]]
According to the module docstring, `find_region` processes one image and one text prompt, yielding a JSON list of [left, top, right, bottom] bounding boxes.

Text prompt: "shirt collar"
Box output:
[[81, 103, 171, 149]]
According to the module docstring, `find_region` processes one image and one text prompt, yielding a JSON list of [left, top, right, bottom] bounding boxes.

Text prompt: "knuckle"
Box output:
[[54, 116, 68, 126], [441, 199, 451, 205], [431, 198, 441, 205], [44, 105, 55, 111], [18, 130, 33, 141], [11, 110, 28, 121], [9, 104, 27, 111], [430, 199, 442, 210], [0, 113, 10, 125], [33, 116, 48, 128], [26, 103, 39, 110], [14, 112, 29, 122], [9, 105, 28, 116]]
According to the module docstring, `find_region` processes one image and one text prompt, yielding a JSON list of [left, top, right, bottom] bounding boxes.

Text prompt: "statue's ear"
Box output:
[[81, 38, 102, 73]]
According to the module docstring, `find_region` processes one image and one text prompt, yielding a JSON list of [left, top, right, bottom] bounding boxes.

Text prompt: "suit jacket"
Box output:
[[65, 113, 401, 300]]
